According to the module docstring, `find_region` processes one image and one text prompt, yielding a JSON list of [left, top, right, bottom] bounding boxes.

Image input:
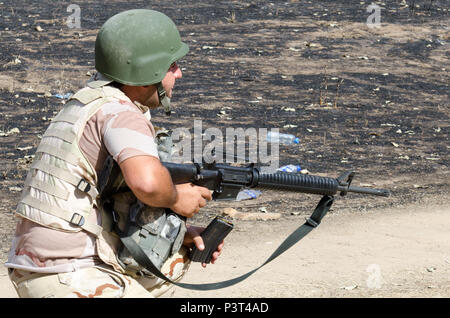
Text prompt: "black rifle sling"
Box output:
[[119, 195, 334, 291]]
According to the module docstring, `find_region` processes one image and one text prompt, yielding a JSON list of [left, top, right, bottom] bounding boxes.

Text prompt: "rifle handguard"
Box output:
[[256, 171, 338, 196]]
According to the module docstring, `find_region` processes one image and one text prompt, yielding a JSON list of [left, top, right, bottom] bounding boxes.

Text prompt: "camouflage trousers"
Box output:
[[8, 247, 190, 298]]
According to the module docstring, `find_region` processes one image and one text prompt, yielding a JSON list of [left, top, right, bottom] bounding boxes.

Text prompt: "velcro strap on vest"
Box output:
[[36, 144, 79, 166], [20, 194, 103, 237], [70, 89, 104, 105], [28, 179, 70, 200], [43, 127, 77, 144], [52, 111, 79, 124], [31, 161, 99, 200]]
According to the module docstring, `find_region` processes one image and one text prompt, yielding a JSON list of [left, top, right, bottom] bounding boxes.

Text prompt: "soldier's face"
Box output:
[[162, 62, 183, 99], [142, 62, 182, 109]]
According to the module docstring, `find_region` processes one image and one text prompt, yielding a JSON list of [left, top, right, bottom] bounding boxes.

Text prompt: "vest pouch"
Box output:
[[155, 128, 173, 162], [117, 201, 186, 278]]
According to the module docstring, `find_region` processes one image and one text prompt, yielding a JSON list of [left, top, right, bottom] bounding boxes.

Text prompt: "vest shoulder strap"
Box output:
[[70, 88, 104, 105]]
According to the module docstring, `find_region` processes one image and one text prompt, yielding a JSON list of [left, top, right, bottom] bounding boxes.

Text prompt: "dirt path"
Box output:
[[1, 198, 448, 298], [169, 200, 450, 298]]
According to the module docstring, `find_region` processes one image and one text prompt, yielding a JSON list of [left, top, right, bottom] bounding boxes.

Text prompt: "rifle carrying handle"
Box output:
[[190, 216, 233, 263]]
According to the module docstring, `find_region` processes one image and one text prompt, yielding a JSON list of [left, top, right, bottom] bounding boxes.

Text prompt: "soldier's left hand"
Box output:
[[183, 224, 224, 268]]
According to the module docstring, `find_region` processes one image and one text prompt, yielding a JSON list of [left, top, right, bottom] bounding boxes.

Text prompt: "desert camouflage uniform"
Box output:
[[6, 75, 190, 298], [8, 247, 189, 298]]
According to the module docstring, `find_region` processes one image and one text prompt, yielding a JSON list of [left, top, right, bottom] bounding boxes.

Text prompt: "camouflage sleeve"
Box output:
[[102, 101, 159, 164]]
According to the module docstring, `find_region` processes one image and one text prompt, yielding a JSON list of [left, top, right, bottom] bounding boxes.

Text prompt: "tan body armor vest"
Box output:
[[16, 85, 137, 272]]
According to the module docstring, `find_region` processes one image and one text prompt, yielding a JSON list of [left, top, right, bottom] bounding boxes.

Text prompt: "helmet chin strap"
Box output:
[[156, 82, 171, 116]]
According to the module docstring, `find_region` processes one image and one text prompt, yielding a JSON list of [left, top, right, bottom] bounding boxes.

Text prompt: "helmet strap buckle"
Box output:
[[156, 82, 171, 116]]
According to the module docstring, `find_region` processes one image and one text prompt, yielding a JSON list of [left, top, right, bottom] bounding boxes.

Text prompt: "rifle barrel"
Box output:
[[338, 185, 390, 197]]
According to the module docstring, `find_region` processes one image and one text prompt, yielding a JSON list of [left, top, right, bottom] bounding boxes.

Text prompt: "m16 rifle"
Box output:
[[98, 157, 390, 201], [162, 161, 390, 200]]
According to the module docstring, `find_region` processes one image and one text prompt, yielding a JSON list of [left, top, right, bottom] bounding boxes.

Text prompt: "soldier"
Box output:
[[5, 9, 222, 298]]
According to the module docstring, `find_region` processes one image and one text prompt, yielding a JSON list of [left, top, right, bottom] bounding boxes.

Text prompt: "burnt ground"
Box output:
[[0, 0, 449, 296]]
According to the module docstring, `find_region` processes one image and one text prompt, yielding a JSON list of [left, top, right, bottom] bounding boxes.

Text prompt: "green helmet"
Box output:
[[94, 9, 189, 86]]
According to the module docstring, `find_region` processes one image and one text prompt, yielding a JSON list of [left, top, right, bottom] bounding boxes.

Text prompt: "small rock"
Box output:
[[35, 25, 44, 32], [0, 127, 20, 136], [222, 208, 238, 217], [16, 146, 33, 151], [242, 212, 281, 221]]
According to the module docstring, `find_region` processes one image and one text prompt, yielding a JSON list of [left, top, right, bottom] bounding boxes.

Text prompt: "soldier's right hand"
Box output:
[[169, 183, 212, 218]]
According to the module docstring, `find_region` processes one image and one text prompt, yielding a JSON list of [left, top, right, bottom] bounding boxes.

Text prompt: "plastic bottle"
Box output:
[[277, 164, 302, 173], [236, 189, 262, 201], [267, 131, 300, 144]]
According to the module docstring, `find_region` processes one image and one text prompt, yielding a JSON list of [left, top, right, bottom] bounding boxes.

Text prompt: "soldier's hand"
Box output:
[[169, 183, 212, 218], [183, 224, 224, 268]]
